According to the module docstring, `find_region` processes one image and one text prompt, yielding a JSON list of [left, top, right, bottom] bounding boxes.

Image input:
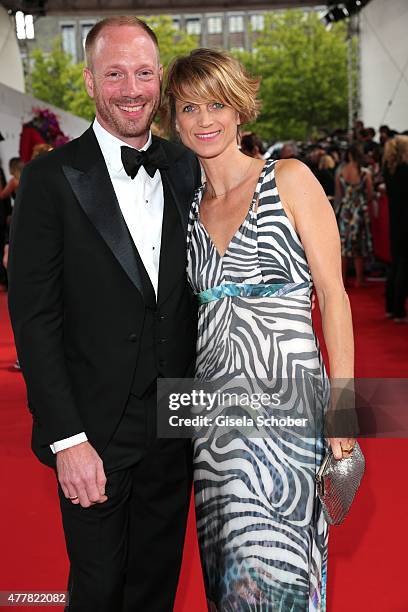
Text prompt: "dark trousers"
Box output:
[[386, 256, 408, 318], [58, 390, 193, 612], [0, 229, 7, 286]]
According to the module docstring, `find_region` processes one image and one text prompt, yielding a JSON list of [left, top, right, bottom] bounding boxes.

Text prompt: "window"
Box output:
[[186, 18, 201, 35], [61, 24, 77, 62], [251, 14, 264, 32], [172, 18, 180, 31], [207, 16, 222, 34], [15, 11, 35, 40], [81, 23, 95, 52], [229, 15, 244, 33]]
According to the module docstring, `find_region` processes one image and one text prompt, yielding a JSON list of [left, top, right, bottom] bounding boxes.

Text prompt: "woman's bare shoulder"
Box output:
[[275, 157, 310, 173], [274, 158, 323, 201]]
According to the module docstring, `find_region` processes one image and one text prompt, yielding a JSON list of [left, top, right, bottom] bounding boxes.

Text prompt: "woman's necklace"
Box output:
[[205, 158, 255, 199]]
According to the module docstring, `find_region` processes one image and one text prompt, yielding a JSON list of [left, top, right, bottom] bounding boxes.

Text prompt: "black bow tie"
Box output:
[[121, 141, 168, 179]]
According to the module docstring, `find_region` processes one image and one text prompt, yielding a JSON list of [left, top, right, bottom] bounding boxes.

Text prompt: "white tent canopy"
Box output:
[[1, 1, 329, 15]]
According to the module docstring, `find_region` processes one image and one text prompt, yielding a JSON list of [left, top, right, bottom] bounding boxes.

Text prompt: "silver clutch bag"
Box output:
[[315, 441, 365, 525]]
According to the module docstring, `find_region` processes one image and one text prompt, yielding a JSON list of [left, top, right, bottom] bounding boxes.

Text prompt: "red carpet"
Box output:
[[0, 283, 407, 611]]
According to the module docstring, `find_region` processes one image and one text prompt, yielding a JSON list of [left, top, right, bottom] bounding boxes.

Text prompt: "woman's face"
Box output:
[[174, 95, 240, 159]]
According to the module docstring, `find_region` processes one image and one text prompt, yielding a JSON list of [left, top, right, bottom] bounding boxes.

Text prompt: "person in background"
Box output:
[[1, 158, 23, 367], [366, 145, 382, 191], [306, 144, 325, 172], [379, 125, 397, 163], [7, 147, 54, 370], [240, 132, 265, 159], [335, 144, 374, 287], [280, 141, 298, 159], [2, 152, 50, 273], [362, 127, 380, 156], [353, 119, 364, 142], [383, 135, 408, 322], [31, 143, 54, 159], [0, 157, 22, 201], [379, 125, 393, 146], [316, 153, 335, 203], [0, 163, 12, 288], [327, 146, 341, 169], [0, 158, 23, 272]]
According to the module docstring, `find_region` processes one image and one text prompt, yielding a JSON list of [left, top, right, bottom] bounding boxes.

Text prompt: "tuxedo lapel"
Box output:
[[162, 169, 190, 235], [62, 128, 144, 297], [153, 136, 191, 236], [157, 171, 186, 306], [155, 136, 200, 306]]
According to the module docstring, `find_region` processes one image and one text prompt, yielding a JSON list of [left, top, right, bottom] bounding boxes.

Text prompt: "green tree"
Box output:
[[233, 10, 353, 141], [142, 15, 198, 67], [62, 62, 96, 122], [28, 37, 95, 121], [27, 17, 197, 122], [30, 38, 72, 109]]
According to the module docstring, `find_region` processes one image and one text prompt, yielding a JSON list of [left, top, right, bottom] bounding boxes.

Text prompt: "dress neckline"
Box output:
[[195, 160, 272, 260]]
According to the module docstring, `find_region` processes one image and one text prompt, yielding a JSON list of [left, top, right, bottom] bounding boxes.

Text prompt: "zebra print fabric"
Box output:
[[187, 160, 329, 611]]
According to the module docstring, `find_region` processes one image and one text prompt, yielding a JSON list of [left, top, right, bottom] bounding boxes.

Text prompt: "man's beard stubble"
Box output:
[[95, 92, 160, 140]]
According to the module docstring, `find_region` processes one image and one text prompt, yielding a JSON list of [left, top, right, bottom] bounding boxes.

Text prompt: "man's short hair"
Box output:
[[85, 16, 159, 69]]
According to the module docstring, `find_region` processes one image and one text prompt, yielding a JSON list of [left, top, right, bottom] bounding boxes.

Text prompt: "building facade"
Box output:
[[17, 10, 267, 66]]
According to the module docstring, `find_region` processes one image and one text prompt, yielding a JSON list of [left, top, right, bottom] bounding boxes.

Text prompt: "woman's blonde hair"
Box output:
[[383, 135, 408, 174], [162, 48, 261, 136], [318, 154, 335, 170]]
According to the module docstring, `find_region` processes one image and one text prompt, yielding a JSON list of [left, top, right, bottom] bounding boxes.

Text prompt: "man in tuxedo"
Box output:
[[8, 16, 201, 612]]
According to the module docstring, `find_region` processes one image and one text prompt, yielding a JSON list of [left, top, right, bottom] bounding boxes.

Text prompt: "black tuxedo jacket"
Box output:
[[8, 126, 201, 467]]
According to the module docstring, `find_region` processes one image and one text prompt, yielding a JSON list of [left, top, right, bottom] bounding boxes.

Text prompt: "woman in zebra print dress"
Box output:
[[164, 49, 355, 611]]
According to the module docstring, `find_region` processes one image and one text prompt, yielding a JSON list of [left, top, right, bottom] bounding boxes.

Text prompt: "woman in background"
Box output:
[[0, 157, 23, 201], [164, 49, 355, 611], [335, 144, 373, 287], [0, 163, 12, 287], [1, 147, 52, 272], [0, 158, 23, 272]]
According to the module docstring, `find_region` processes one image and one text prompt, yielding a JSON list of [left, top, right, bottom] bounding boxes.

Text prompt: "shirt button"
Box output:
[[158, 338, 167, 344], [128, 333, 138, 343]]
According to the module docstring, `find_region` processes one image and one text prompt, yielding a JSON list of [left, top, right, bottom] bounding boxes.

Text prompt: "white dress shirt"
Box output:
[[51, 119, 164, 454]]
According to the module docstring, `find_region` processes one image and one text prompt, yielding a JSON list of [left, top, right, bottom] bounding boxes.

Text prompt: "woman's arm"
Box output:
[[0, 177, 18, 200], [275, 158, 355, 459], [2, 244, 9, 269]]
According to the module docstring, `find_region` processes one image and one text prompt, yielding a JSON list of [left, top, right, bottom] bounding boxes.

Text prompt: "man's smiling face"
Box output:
[[84, 25, 162, 148]]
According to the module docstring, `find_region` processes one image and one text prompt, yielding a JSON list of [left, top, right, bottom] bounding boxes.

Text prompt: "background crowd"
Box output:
[[1, 116, 408, 324], [242, 120, 408, 323]]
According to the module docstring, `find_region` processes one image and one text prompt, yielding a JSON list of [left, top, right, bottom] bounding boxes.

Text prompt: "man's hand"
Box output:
[[56, 441, 107, 508]]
